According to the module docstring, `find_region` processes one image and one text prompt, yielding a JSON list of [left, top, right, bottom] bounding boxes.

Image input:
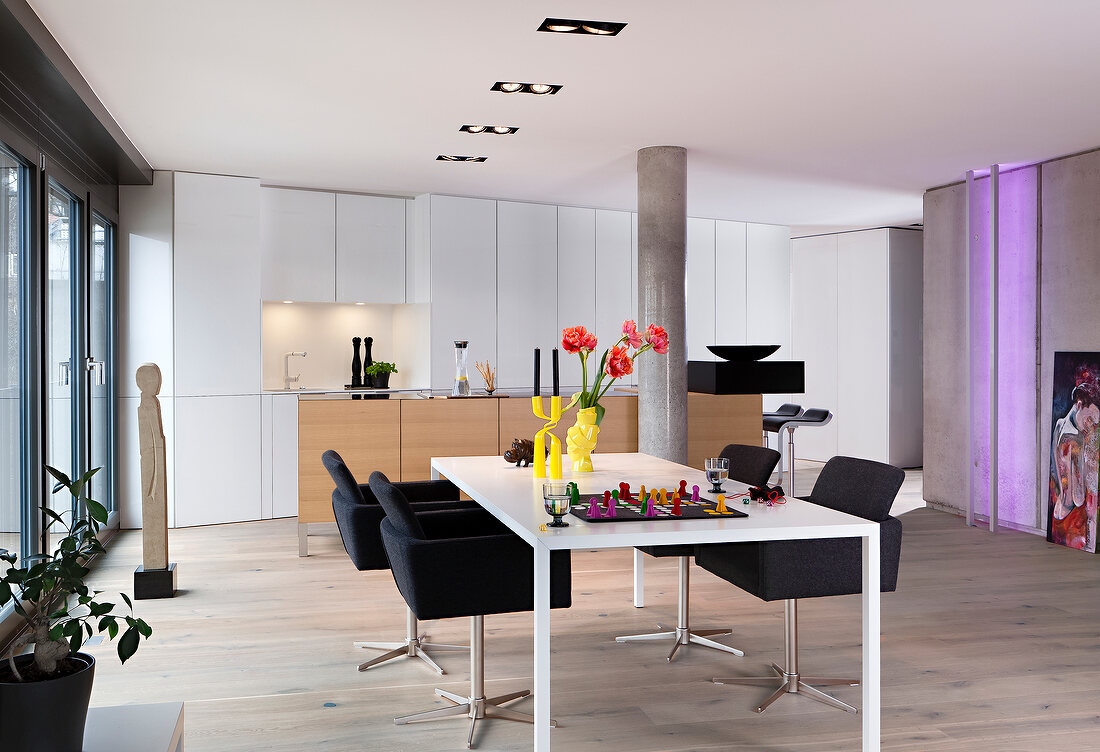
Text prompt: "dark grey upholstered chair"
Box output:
[[372, 472, 572, 749], [616, 443, 781, 662], [324, 450, 472, 674], [695, 455, 904, 714]]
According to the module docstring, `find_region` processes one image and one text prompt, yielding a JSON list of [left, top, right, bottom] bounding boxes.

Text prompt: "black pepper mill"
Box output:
[[363, 336, 374, 387], [351, 337, 362, 387]]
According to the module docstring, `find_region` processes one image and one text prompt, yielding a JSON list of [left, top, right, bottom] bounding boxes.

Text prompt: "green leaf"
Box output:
[[80, 467, 102, 484], [594, 403, 606, 427], [121, 592, 133, 611], [45, 465, 72, 489], [86, 500, 108, 525], [41, 507, 66, 528], [88, 601, 113, 617], [117, 627, 140, 664], [106, 620, 118, 640], [0, 581, 10, 605], [135, 618, 152, 638], [69, 630, 83, 654], [49, 622, 66, 641]]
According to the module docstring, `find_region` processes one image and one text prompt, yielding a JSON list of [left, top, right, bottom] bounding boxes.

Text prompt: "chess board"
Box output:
[[568, 495, 748, 523]]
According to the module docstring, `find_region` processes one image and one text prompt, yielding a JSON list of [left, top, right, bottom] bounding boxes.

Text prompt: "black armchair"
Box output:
[[372, 471, 571, 749], [617, 443, 781, 662], [324, 450, 472, 673], [695, 455, 904, 714]]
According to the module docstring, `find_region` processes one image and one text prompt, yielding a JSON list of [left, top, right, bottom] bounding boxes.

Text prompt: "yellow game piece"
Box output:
[[650, 489, 659, 503], [715, 494, 728, 514], [659, 488, 668, 505], [639, 485, 647, 501]]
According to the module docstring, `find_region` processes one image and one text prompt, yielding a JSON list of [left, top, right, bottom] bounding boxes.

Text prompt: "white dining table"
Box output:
[[430, 452, 881, 752]]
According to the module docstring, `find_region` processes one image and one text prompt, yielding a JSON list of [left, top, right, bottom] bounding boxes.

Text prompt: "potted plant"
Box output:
[[561, 320, 669, 471], [0, 466, 152, 752], [365, 361, 398, 389]]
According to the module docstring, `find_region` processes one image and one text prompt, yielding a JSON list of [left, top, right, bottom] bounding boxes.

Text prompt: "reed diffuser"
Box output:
[[475, 360, 496, 394]]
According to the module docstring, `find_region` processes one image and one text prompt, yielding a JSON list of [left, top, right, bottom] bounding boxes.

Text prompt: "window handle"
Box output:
[[58, 361, 70, 386], [85, 357, 106, 387]]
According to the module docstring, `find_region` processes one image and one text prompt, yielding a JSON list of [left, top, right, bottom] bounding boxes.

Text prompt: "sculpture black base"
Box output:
[[134, 563, 177, 599]]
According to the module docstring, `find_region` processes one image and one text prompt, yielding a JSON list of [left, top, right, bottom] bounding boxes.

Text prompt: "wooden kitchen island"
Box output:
[[296, 391, 761, 555]]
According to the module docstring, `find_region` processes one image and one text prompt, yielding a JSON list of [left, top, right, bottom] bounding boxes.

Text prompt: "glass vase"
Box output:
[[566, 406, 601, 472]]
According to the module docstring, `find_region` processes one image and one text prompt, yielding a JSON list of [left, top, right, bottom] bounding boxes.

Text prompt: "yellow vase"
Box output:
[[567, 407, 600, 472]]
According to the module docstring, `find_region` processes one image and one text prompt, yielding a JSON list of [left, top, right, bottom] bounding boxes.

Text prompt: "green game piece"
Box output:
[[570, 484, 580, 504], [611, 489, 619, 502]]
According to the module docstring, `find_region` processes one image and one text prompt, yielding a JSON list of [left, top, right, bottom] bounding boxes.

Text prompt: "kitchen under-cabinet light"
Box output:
[[436, 155, 488, 162], [537, 18, 626, 36]]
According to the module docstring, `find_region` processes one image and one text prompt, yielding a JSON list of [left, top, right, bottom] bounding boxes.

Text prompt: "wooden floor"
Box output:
[[81, 470, 1100, 751]]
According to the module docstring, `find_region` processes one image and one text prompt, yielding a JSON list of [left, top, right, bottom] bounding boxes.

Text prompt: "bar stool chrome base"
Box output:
[[394, 615, 554, 749], [616, 556, 745, 662], [354, 606, 468, 674], [712, 599, 858, 714]]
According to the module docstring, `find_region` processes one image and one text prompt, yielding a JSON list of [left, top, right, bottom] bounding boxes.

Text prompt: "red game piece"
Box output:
[[619, 482, 631, 502], [673, 494, 682, 516], [678, 480, 688, 498], [603, 490, 612, 509]]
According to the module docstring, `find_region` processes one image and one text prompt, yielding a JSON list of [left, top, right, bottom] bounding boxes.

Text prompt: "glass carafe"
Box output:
[[452, 340, 470, 396]]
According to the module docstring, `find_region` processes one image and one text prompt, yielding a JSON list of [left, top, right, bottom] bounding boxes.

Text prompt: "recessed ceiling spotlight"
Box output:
[[491, 81, 563, 96], [538, 18, 626, 36], [460, 124, 519, 135], [436, 155, 488, 162]]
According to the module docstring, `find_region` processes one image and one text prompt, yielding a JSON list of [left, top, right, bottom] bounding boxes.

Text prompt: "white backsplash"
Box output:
[[261, 301, 430, 390]]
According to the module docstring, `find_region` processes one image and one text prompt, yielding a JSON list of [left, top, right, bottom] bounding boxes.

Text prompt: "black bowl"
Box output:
[[706, 344, 781, 361]]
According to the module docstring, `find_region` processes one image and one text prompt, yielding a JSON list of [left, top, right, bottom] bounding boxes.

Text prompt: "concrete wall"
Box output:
[[919, 161, 1047, 532], [1039, 150, 1100, 535]]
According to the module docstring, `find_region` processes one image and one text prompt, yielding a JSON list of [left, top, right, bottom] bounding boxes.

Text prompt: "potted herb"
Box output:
[[0, 466, 152, 752], [365, 361, 398, 389]]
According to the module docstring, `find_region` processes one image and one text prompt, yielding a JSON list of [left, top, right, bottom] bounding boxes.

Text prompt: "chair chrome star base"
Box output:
[[394, 616, 555, 749], [616, 556, 745, 662], [354, 606, 468, 673], [712, 600, 859, 714]]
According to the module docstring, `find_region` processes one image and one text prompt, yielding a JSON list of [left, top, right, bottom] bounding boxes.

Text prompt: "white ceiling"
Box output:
[[25, 0, 1100, 230]]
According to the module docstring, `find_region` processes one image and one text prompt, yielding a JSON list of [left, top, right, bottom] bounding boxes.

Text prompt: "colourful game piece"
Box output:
[[678, 480, 688, 498], [715, 494, 728, 514], [691, 484, 700, 502], [650, 489, 659, 504], [611, 489, 619, 501], [569, 483, 580, 505], [639, 484, 647, 502], [645, 495, 657, 517], [619, 482, 631, 501], [587, 498, 604, 519], [603, 490, 612, 507], [673, 494, 682, 516], [605, 497, 617, 517], [659, 488, 668, 505]]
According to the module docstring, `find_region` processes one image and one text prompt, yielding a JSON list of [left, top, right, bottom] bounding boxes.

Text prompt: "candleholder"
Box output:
[[531, 395, 565, 479]]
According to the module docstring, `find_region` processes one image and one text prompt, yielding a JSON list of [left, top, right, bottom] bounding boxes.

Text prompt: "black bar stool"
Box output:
[[769, 408, 833, 495]]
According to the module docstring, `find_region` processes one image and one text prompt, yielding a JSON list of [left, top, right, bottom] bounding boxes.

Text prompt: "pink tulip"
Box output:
[[645, 324, 669, 355], [622, 320, 643, 349], [605, 346, 634, 378]]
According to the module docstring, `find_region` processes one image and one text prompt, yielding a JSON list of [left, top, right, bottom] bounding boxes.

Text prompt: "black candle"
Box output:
[[533, 348, 540, 397], [552, 348, 560, 397]]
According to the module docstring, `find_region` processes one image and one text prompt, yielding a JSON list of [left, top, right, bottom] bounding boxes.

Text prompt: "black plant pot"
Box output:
[[0, 652, 95, 752], [372, 371, 391, 389]]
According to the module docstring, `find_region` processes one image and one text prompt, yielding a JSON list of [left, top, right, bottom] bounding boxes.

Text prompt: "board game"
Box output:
[[566, 480, 749, 523]]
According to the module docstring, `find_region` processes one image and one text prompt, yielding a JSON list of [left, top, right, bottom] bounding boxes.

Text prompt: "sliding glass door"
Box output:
[[89, 215, 113, 514], [0, 147, 26, 570]]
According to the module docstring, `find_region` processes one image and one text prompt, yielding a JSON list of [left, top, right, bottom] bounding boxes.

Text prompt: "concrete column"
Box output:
[[637, 146, 688, 463]]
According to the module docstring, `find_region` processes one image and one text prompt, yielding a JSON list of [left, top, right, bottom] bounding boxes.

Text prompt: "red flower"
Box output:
[[562, 326, 597, 354], [622, 319, 643, 349], [645, 324, 669, 355], [605, 345, 633, 378]]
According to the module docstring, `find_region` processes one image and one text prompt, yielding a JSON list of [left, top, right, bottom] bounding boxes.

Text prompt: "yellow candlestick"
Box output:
[[532, 395, 566, 479]]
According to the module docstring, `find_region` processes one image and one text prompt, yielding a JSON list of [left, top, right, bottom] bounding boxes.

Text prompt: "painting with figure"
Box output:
[[1048, 352, 1100, 552]]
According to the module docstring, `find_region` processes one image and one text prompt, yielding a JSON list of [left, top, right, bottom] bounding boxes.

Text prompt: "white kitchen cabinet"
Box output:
[[429, 195, 497, 390], [837, 230, 890, 464], [556, 206, 595, 389], [260, 187, 336, 303], [630, 213, 639, 385], [747, 223, 792, 411], [791, 234, 839, 461], [173, 172, 262, 397], [260, 393, 299, 520], [336, 193, 406, 304], [594, 209, 633, 350], [715, 220, 748, 345], [173, 395, 262, 527], [497, 201, 558, 389], [117, 395, 175, 529], [686, 218, 716, 362]]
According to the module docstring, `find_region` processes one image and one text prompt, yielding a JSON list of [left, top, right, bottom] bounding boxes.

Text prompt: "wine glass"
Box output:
[[705, 457, 729, 493], [542, 480, 572, 528]]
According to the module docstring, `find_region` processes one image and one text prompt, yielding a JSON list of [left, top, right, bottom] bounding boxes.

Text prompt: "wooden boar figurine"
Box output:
[[504, 438, 546, 467]]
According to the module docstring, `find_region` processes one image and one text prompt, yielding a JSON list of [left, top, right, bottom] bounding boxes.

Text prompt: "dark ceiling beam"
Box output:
[[0, 0, 152, 185]]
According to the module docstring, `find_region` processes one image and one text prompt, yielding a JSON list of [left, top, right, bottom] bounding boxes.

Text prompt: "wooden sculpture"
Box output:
[[134, 363, 176, 598], [503, 438, 546, 467]]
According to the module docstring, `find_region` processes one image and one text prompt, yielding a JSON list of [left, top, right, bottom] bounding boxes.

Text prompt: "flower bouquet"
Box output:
[[560, 320, 669, 471]]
